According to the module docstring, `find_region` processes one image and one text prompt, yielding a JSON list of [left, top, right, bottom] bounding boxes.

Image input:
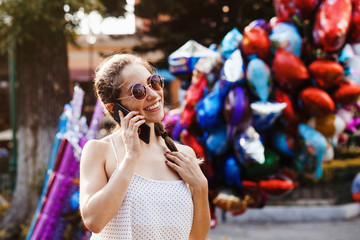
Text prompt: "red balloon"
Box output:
[[242, 26, 271, 60], [273, 49, 310, 90], [273, 0, 320, 21], [299, 87, 335, 116], [348, 0, 360, 43], [274, 88, 299, 124], [308, 60, 344, 88], [180, 130, 205, 158], [333, 80, 360, 106], [294, 0, 321, 20], [273, 0, 295, 22], [313, 0, 352, 52]]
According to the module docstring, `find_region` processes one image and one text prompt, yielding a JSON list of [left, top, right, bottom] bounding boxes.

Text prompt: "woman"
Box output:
[[79, 53, 210, 240]]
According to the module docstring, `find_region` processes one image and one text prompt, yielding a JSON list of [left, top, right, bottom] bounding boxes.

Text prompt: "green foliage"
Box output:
[[135, 0, 275, 58], [0, 0, 127, 53]]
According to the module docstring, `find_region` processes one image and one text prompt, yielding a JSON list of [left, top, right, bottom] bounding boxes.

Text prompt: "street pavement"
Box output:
[[206, 216, 360, 240]]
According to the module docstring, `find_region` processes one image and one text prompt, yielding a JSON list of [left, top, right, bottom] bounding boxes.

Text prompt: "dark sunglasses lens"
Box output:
[[150, 75, 164, 90], [132, 84, 146, 100]]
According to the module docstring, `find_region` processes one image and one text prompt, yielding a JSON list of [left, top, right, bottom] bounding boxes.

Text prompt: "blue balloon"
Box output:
[[246, 58, 271, 102], [272, 131, 297, 157], [234, 126, 265, 165], [352, 173, 360, 194], [221, 28, 243, 59], [206, 126, 228, 156], [195, 81, 224, 133], [223, 156, 242, 186], [269, 22, 302, 57], [251, 102, 287, 132], [70, 190, 80, 210], [298, 124, 327, 180]]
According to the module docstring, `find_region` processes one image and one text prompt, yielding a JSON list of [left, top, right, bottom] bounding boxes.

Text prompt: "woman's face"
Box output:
[[118, 63, 164, 123]]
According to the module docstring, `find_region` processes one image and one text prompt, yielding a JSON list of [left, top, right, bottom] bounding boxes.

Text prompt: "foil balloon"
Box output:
[[180, 130, 205, 158], [223, 49, 245, 82], [244, 149, 281, 179], [234, 126, 265, 165], [313, 0, 352, 52], [168, 40, 218, 74], [348, 0, 360, 43], [163, 109, 181, 138], [246, 58, 271, 102], [343, 54, 360, 84], [299, 87, 335, 116], [273, 0, 295, 22], [223, 156, 242, 186], [195, 81, 224, 133], [333, 80, 360, 106], [243, 175, 297, 197], [181, 75, 207, 128], [241, 25, 271, 60], [221, 28, 243, 59], [206, 126, 228, 156], [274, 88, 299, 125], [224, 85, 252, 138], [308, 60, 344, 88], [250, 102, 287, 132], [269, 22, 302, 57], [322, 143, 334, 162], [273, 49, 309, 90], [298, 124, 327, 180], [293, 0, 321, 20], [272, 131, 298, 157], [351, 172, 360, 202], [248, 19, 271, 32], [274, 0, 320, 21], [307, 114, 346, 138], [70, 190, 80, 210]]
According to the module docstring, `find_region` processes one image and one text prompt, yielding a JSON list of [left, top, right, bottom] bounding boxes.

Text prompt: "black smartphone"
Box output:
[[113, 103, 150, 144]]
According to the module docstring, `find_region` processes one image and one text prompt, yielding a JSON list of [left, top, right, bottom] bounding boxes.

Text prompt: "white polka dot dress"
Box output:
[[90, 138, 194, 240]]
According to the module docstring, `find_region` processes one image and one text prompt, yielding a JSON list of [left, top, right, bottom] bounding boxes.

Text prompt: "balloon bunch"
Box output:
[[166, 0, 360, 227]]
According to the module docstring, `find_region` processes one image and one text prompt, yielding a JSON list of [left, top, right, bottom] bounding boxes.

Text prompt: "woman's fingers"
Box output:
[[165, 159, 181, 171], [119, 110, 139, 127]]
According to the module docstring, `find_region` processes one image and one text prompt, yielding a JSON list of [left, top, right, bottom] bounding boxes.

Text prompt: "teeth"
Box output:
[[145, 101, 160, 110]]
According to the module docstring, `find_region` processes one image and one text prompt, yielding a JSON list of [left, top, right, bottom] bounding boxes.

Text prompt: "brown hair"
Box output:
[[94, 53, 178, 152]]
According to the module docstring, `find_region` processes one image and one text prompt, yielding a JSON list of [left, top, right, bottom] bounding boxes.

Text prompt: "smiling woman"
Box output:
[[79, 53, 211, 240]]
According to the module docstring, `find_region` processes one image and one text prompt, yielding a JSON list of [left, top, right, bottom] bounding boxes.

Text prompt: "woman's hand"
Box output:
[[119, 110, 145, 158], [164, 151, 207, 189]]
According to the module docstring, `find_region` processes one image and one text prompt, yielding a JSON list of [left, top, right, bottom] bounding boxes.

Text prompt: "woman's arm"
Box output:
[[79, 139, 137, 233], [164, 146, 211, 240]]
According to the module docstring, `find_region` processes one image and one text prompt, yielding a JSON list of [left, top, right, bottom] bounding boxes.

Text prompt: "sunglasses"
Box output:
[[119, 74, 164, 100]]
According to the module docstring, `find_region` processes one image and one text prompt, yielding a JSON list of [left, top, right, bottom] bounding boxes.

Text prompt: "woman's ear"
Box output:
[[105, 103, 114, 114]]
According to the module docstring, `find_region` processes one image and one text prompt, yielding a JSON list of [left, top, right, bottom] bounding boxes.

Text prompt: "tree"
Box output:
[[0, 0, 125, 238], [134, 0, 275, 60]]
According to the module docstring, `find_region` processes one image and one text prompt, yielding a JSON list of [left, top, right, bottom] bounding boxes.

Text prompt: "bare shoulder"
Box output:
[[81, 136, 113, 164], [176, 143, 196, 158]]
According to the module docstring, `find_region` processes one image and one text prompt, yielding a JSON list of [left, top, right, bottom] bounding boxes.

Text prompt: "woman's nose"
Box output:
[[146, 86, 159, 99]]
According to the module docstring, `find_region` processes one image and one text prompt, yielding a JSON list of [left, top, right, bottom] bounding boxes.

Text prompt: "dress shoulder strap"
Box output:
[[109, 137, 120, 181]]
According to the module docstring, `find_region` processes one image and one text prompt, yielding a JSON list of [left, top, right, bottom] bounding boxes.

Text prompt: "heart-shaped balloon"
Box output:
[[348, 0, 360, 43], [333, 80, 360, 106], [313, 0, 352, 52], [307, 114, 346, 138], [246, 58, 271, 102], [274, 88, 299, 125], [308, 60, 344, 88], [273, 49, 309, 90], [299, 87, 335, 116], [270, 22, 302, 57], [224, 85, 252, 137], [242, 25, 271, 60]]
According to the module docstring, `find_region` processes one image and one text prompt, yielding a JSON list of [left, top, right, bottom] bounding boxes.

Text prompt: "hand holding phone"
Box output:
[[113, 103, 150, 144]]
